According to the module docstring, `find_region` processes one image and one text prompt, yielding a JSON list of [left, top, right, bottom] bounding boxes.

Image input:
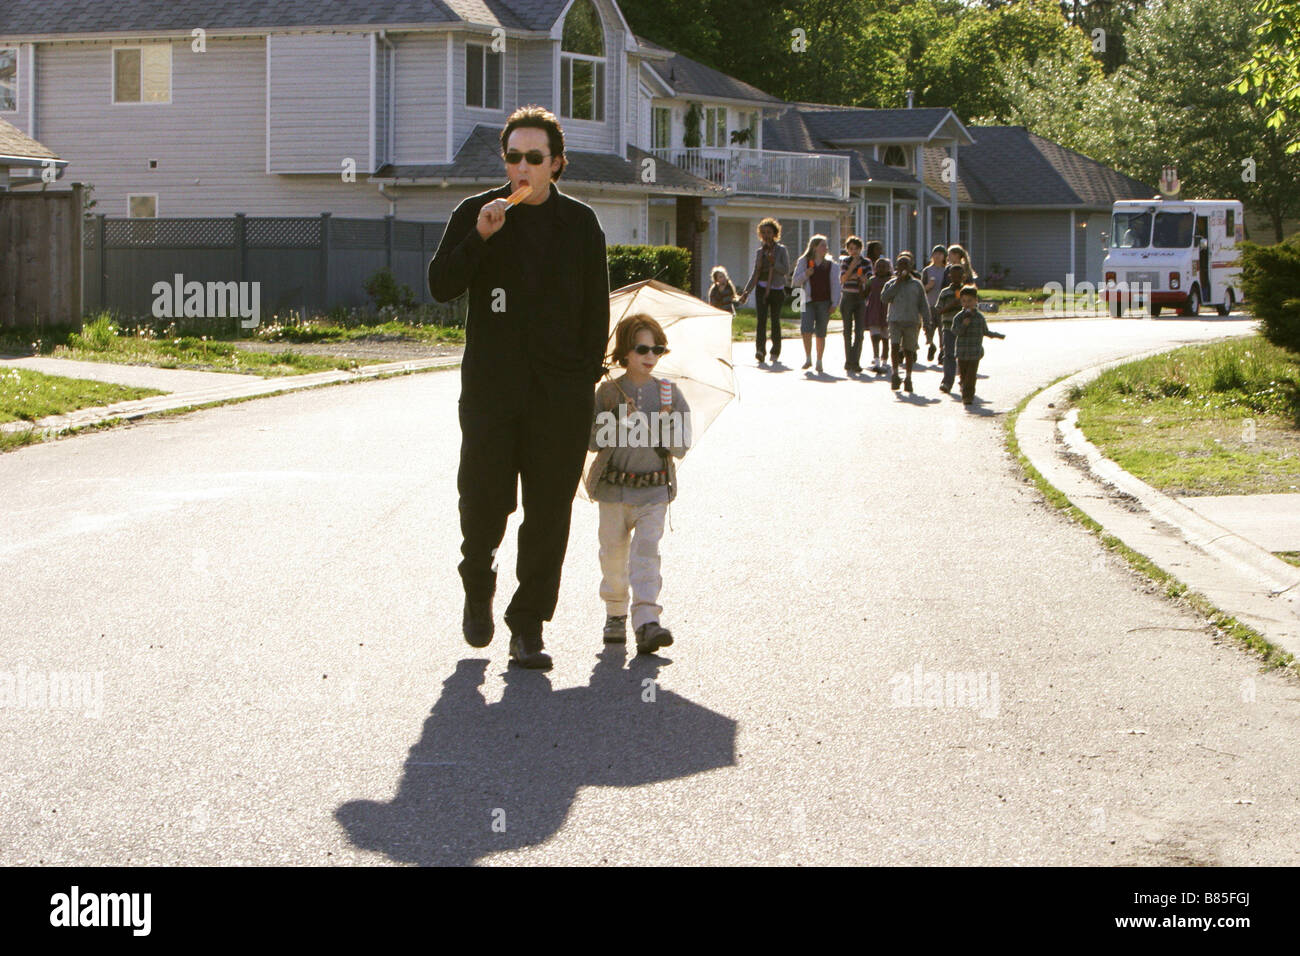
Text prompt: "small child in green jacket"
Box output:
[[951, 285, 1006, 407]]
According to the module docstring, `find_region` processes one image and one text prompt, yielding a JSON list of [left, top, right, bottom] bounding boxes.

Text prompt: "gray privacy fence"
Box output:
[[83, 213, 457, 322]]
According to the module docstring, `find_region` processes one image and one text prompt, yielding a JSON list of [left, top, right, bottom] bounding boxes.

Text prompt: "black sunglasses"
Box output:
[[632, 344, 668, 356], [503, 149, 551, 166]]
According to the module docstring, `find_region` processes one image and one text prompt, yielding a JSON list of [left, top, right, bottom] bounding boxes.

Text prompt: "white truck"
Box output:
[[1102, 198, 1244, 317]]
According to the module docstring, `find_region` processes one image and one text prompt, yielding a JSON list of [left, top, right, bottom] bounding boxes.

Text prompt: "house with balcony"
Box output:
[[0, 0, 1154, 299]]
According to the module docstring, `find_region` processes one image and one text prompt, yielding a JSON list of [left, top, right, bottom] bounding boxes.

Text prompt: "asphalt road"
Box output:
[[2, 314, 1297, 866]]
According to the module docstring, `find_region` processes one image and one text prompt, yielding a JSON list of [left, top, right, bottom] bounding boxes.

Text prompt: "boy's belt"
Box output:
[[601, 468, 668, 488]]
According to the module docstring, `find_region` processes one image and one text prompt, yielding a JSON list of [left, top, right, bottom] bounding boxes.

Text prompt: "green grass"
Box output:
[[975, 287, 1053, 311], [0, 366, 165, 425], [731, 307, 802, 341], [1, 313, 465, 378], [1072, 335, 1300, 497], [1005, 382, 1295, 674], [1274, 552, 1300, 567]]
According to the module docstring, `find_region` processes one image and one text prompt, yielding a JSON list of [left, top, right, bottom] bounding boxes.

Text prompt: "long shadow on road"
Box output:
[[336, 649, 737, 865]]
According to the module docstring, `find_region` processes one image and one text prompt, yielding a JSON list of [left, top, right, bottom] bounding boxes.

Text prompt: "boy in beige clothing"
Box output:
[[587, 314, 691, 654]]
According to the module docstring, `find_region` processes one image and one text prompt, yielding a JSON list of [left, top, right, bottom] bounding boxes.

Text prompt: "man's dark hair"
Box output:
[[500, 105, 568, 181]]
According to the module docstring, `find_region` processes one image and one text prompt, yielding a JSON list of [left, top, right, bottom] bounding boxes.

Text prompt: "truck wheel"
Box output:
[[1216, 288, 1234, 316], [1184, 287, 1201, 316]]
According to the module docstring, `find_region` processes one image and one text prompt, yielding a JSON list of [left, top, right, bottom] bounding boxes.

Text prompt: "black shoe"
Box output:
[[756, 352, 765, 364], [891, 372, 901, 390], [463, 595, 494, 648], [904, 377, 913, 393], [939, 383, 952, 394], [508, 631, 552, 670], [927, 344, 936, 361], [635, 621, 673, 655]]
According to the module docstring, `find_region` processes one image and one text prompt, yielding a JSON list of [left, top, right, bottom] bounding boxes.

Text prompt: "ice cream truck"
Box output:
[[1102, 198, 1245, 317]]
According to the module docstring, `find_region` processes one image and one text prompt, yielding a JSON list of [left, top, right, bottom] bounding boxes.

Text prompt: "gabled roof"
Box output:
[[0, 118, 62, 166], [0, 1, 574, 36], [801, 107, 972, 145], [643, 47, 784, 105], [375, 124, 723, 195], [922, 126, 1154, 208], [761, 112, 919, 187]]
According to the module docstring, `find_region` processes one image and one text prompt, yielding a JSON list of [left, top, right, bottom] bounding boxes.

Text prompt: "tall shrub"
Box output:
[[1241, 234, 1300, 353]]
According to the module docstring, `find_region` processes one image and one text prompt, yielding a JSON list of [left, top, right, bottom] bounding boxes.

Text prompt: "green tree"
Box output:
[[919, 0, 1100, 119], [1120, 0, 1300, 241], [1236, 0, 1300, 155]]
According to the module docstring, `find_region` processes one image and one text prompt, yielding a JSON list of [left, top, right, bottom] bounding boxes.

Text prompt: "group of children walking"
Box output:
[[711, 230, 1005, 406]]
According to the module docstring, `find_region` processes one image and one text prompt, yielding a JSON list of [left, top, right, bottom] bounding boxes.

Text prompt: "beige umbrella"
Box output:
[[578, 278, 739, 501]]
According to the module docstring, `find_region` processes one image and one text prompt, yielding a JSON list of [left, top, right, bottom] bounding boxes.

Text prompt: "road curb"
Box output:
[[2, 355, 461, 439], [1014, 348, 1300, 660]]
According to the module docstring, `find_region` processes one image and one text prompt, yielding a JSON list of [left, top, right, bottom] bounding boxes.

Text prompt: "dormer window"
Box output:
[[882, 145, 909, 168], [560, 0, 605, 121]]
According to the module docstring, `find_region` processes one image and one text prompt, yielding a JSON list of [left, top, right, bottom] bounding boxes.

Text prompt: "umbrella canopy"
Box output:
[[606, 278, 739, 439], [577, 278, 739, 501]]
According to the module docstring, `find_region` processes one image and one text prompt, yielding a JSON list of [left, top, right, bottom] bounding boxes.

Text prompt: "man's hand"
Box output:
[[476, 198, 511, 241]]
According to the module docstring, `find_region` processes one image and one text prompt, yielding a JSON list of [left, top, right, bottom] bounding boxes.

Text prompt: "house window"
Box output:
[[128, 194, 158, 218], [0, 48, 17, 112], [652, 106, 671, 149], [466, 43, 502, 110], [732, 110, 758, 147], [705, 107, 726, 147], [560, 0, 605, 121], [114, 45, 171, 103], [882, 145, 908, 169], [865, 204, 887, 247]]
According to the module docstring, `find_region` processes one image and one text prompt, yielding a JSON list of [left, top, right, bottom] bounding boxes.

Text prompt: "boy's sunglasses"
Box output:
[[632, 345, 668, 356], [503, 150, 551, 166]]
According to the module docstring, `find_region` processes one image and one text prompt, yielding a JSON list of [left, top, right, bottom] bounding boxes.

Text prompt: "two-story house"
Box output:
[[0, 0, 1154, 296]]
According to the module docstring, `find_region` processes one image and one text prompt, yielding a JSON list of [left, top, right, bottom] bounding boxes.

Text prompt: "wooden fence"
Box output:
[[0, 184, 84, 330]]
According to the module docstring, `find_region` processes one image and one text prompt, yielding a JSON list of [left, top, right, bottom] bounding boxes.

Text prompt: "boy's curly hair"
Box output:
[[609, 313, 668, 368]]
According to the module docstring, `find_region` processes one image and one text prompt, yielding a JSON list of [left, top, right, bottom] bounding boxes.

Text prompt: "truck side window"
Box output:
[[1225, 210, 1235, 241]]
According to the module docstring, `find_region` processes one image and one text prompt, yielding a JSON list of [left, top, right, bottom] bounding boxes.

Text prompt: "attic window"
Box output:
[[560, 0, 605, 121], [0, 48, 16, 112], [882, 145, 908, 168]]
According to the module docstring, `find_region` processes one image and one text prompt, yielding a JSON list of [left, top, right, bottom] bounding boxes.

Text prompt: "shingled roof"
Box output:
[[645, 49, 784, 105], [802, 107, 967, 143], [0, 117, 62, 165], [0, 0, 572, 36], [762, 111, 919, 187], [922, 126, 1154, 208], [375, 124, 724, 195]]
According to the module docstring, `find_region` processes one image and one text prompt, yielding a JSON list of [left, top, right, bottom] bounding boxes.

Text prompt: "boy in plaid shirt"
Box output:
[[951, 285, 1006, 407]]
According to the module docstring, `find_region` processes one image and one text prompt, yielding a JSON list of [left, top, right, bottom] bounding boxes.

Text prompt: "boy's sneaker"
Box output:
[[927, 344, 936, 361], [603, 614, 627, 644], [904, 377, 913, 393], [802, 359, 812, 370], [891, 372, 901, 390], [939, 382, 952, 394], [635, 621, 674, 655]]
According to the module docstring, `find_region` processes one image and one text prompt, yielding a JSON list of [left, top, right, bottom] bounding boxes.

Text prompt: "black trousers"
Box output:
[[754, 287, 784, 358], [457, 384, 594, 636]]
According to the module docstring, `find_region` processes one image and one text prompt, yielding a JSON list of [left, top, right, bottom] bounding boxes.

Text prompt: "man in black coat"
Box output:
[[428, 105, 610, 670]]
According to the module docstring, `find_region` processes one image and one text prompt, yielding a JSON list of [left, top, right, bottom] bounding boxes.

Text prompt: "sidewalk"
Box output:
[[1, 354, 461, 438], [1015, 351, 1300, 659]]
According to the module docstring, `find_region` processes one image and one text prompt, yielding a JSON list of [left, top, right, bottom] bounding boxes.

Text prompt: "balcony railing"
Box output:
[[649, 147, 850, 201]]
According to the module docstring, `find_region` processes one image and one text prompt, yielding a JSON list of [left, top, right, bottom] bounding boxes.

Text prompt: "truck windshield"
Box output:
[[1112, 211, 1151, 248], [1152, 211, 1194, 248]]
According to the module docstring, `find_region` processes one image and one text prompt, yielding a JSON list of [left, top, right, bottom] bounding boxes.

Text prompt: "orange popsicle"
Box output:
[[505, 183, 533, 207]]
